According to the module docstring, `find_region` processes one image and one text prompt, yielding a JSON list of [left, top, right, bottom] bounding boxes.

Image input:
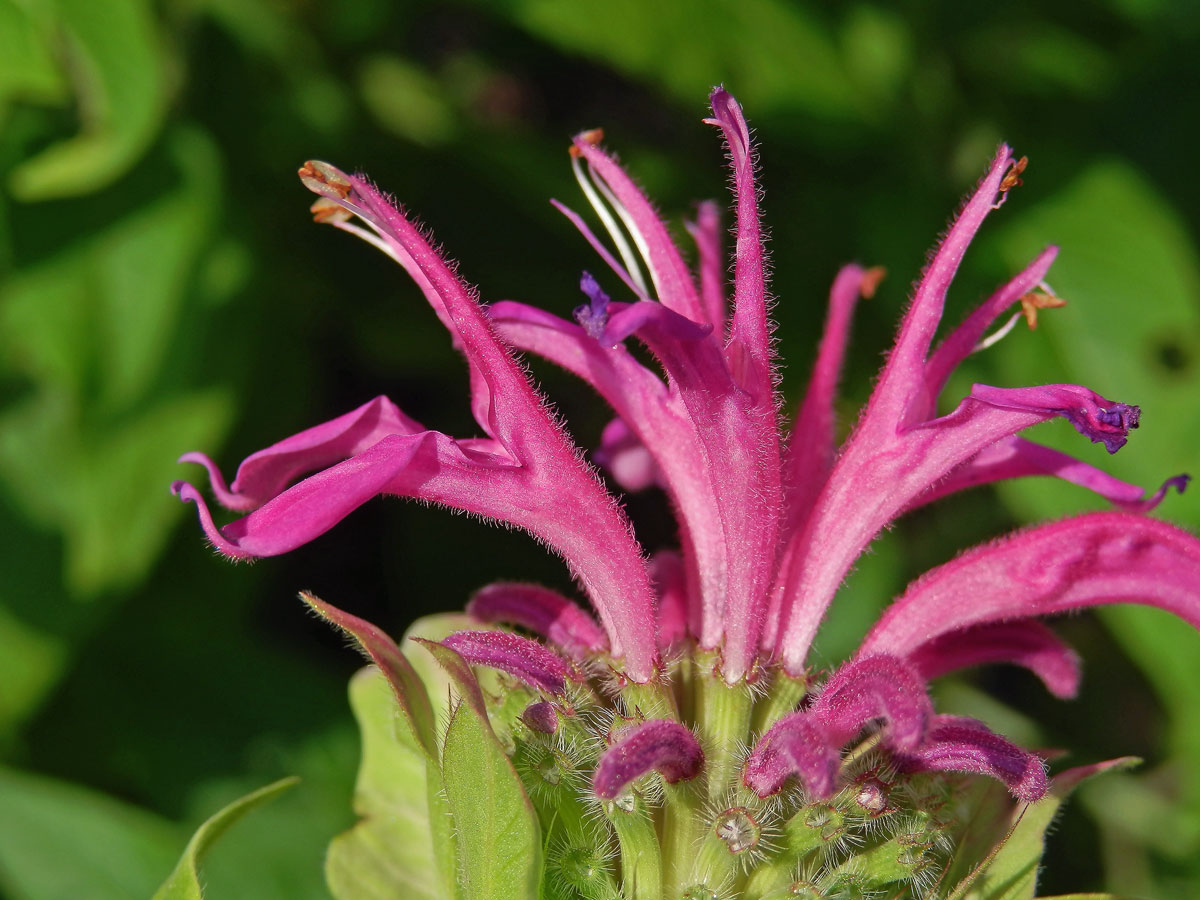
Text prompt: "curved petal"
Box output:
[[861, 512, 1200, 657], [865, 146, 1015, 430], [592, 719, 705, 799], [810, 654, 931, 752], [706, 87, 775, 405], [906, 436, 1189, 514], [894, 715, 1048, 801], [785, 263, 879, 528], [466, 582, 608, 658], [685, 199, 727, 330], [906, 619, 1082, 700], [180, 395, 425, 512], [743, 711, 837, 798], [441, 630, 574, 695], [775, 381, 1143, 672]]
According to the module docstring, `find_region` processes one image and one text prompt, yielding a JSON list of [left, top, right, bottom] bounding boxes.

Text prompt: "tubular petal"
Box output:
[[440, 630, 574, 695], [179, 396, 424, 512], [706, 87, 774, 405], [785, 263, 873, 527], [867, 146, 1013, 429], [969, 384, 1139, 454], [466, 583, 608, 658], [906, 620, 1081, 699], [906, 436, 1187, 514], [894, 715, 1048, 802], [284, 163, 662, 679], [810, 655, 932, 752], [861, 512, 1200, 657], [743, 711, 838, 798], [686, 199, 727, 330], [592, 719, 705, 799], [775, 380, 1144, 672]]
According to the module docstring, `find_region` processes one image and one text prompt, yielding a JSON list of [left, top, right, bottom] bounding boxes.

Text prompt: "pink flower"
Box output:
[[174, 88, 1200, 804]]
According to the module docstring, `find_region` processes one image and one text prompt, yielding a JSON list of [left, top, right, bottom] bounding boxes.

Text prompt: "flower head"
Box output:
[[174, 88, 1200, 897]]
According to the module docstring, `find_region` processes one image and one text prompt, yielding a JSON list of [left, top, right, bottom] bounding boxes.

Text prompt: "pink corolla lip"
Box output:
[[592, 719, 705, 799], [173, 88, 1200, 804]]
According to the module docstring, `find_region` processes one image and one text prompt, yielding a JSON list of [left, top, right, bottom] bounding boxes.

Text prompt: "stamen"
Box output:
[[587, 165, 660, 298], [1019, 288, 1067, 329], [992, 154, 1028, 209], [972, 311, 1023, 353], [574, 271, 611, 340], [570, 154, 650, 296]]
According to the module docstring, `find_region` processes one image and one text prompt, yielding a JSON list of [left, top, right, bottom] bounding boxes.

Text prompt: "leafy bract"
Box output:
[[325, 667, 442, 900], [153, 776, 298, 900]]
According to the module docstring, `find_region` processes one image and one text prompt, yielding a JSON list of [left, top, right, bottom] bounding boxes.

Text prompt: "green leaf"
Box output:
[[0, 0, 67, 122], [8, 0, 169, 199], [152, 776, 299, 900], [961, 758, 1139, 900], [326, 667, 445, 900], [441, 695, 542, 900], [0, 126, 234, 595], [0, 765, 179, 900]]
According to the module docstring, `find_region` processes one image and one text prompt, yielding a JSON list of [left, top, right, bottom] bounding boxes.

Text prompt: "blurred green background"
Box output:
[[1, 0, 1198, 897]]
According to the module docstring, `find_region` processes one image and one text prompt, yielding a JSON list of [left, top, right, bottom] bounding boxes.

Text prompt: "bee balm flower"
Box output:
[[174, 88, 1200, 899]]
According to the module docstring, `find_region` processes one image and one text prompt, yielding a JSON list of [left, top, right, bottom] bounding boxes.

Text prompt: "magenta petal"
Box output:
[[649, 550, 689, 650], [603, 300, 712, 345], [861, 511, 1200, 658], [969, 383, 1139, 454], [592, 719, 704, 799], [685, 199, 727, 330], [775, 380, 1145, 671], [743, 711, 838, 798], [906, 436, 1185, 514], [173, 433, 427, 558], [706, 87, 775, 404], [906, 620, 1081, 700], [895, 715, 1048, 802], [466, 583, 608, 658], [867, 146, 1014, 428], [440, 630, 574, 695], [291, 163, 661, 680], [810, 655, 932, 752], [179, 396, 422, 512], [785, 264, 874, 527]]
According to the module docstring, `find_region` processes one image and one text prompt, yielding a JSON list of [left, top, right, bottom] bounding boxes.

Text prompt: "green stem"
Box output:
[[693, 661, 754, 801], [750, 670, 807, 734], [607, 795, 663, 900]]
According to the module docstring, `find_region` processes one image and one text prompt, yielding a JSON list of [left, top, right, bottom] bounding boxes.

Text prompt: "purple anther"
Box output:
[[574, 271, 611, 340], [1098, 403, 1139, 431], [592, 719, 704, 799]]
